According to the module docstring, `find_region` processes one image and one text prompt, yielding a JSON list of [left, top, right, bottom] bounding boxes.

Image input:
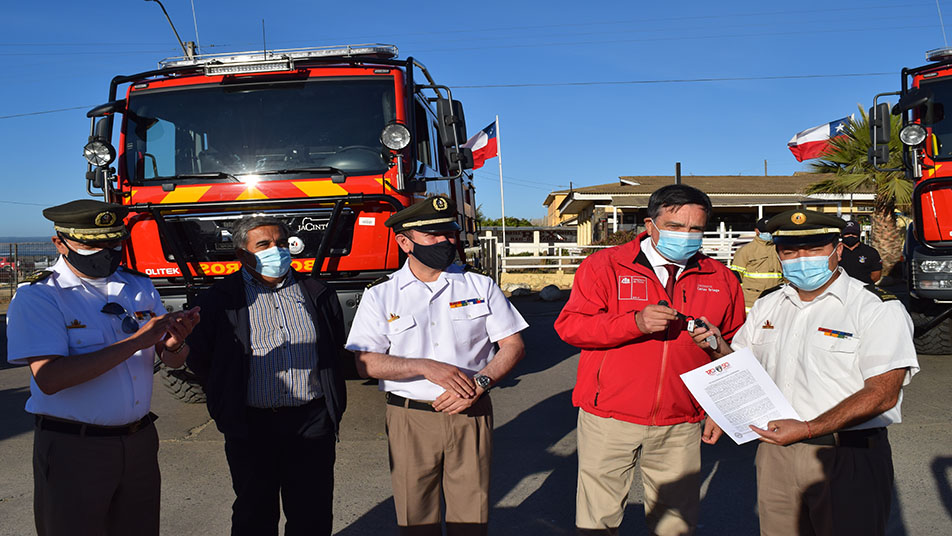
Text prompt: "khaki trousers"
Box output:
[[755, 431, 893, 536], [33, 422, 160, 536], [385, 394, 493, 535], [576, 409, 701, 536]]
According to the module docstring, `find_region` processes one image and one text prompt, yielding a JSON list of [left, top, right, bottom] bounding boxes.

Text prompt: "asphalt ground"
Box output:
[[1, 296, 951, 535]]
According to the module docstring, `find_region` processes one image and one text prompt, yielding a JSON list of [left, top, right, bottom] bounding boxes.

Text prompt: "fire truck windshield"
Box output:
[[918, 78, 952, 159], [123, 77, 396, 183]]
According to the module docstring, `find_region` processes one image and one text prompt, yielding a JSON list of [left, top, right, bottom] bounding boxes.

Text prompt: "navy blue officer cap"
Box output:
[[765, 209, 845, 247], [385, 195, 461, 233], [42, 199, 130, 243]]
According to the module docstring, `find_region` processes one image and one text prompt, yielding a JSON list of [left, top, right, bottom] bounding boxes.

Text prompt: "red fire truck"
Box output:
[[81, 44, 478, 398], [870, 46, 952, 354]]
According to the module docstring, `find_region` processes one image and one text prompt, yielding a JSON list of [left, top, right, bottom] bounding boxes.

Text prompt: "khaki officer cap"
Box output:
[[42, 199, 130, 243], [384, 195, 461, 233], [765, 209, 845, 247]]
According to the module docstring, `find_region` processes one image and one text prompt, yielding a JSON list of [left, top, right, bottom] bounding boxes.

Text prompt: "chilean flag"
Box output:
[[787, 116, 852, 162], [462, 121, 498, 170]]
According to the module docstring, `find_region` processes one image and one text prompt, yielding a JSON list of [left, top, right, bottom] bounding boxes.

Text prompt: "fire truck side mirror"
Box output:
[[870, 103, 891, 145], [436, 99, 468, 149], [868, 103, 891, 166], [86, 167, 105, 189]]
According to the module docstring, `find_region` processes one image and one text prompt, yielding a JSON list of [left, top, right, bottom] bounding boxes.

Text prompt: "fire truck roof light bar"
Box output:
[[927, 46, 952, 63], [158, 44, 399, 70]]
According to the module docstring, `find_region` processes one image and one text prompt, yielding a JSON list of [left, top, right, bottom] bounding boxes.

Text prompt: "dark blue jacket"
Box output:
[[186, 271, 347, 438]]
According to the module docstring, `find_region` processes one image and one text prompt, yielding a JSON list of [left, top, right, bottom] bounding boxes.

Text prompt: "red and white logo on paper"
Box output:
[[618, 275, 648, 301]]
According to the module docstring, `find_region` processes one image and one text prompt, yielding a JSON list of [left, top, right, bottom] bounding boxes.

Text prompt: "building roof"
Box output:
[[547, 174, 874, 214]]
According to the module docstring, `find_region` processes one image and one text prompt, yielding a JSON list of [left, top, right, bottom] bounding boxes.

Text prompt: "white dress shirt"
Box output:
[[731, 268, 919, 429], [345, 262, 528, 401], [7, 257, 165, 425]]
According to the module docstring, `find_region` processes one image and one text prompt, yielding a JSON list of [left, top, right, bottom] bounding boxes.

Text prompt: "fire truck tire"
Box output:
[[909, 311, 952, 356], [157, 363, 207, 404]]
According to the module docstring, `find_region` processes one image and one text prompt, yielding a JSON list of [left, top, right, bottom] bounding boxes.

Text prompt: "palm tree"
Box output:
[[806, 105, 911, 278]]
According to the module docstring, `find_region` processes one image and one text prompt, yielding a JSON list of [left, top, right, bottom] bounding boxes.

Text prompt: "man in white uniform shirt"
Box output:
[[690, 209, 918, 536], [346, 196, 527, 536], [6, 199, 199, 536]]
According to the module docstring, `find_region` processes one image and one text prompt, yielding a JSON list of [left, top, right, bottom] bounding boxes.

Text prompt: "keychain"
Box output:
[[658, 300, 717, 350]]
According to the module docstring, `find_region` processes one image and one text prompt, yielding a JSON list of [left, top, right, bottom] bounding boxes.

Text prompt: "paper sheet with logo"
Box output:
[[679, 348, 801, 445]]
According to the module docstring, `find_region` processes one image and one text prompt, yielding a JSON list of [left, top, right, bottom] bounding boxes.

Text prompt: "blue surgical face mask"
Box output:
[[250, 246, 292, 278], [652, 220, 703, 263], [758, 232, 772, 242], [781, 249, 837, 291]]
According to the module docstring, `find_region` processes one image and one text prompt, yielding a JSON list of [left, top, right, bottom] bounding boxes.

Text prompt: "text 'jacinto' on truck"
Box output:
[[869, 46, 952, 355], [80, 43, 480, 399]]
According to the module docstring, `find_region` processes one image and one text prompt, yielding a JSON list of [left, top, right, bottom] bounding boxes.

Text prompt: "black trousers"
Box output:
[[224, 399, 336, 536]]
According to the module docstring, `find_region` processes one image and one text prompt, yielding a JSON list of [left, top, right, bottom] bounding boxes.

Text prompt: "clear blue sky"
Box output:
[[1, 0, 948, 235]]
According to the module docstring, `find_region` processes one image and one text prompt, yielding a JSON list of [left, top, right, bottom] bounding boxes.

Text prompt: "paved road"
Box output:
[[1, 297, 951, 535]]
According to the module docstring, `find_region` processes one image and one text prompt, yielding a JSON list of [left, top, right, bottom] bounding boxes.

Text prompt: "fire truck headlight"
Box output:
[[900, 124, 927, 146], [83, 139, 116, 167], [918, 259, 952, 273], [381, 123, 411, 151]]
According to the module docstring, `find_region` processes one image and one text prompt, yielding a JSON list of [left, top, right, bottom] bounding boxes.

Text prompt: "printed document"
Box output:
[[679, 348, 801, 445]]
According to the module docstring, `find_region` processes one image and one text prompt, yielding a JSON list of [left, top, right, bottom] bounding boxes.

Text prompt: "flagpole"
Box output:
[[495, 115, 507, 266]]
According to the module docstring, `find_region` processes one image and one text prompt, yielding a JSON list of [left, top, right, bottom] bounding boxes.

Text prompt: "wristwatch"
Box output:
[[474, 374, 492, 391]]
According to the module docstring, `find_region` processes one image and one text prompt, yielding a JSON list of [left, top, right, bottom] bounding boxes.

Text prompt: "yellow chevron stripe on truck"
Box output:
[[292, 181, 349, 197]]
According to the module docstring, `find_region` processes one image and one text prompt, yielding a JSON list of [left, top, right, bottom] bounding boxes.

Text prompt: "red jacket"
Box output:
[[555, 234, 745, 426]]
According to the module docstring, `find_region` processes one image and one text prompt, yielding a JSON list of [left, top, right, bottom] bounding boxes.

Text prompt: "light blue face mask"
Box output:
[[781, 250, 836, 291], [758, 232, 772, 242], [652, 220, 703, 263], [251, 246, 292, 278]]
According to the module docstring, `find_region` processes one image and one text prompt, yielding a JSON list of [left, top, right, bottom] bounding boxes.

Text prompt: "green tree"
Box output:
[[481, 216, 535, 227], [806, 105, 911, 278]]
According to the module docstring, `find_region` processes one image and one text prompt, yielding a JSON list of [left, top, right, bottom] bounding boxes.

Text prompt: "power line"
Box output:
[[0, 105, 95, 120], [452, 72, 893, 89], [0, 199, 47, 207], [0, 70, 892, 120]]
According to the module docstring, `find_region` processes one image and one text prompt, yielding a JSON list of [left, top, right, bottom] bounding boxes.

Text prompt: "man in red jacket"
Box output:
[[555, 184, 745, 536]]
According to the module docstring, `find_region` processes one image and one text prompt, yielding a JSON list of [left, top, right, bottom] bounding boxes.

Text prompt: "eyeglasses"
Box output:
[[101, 302, 140, 334]]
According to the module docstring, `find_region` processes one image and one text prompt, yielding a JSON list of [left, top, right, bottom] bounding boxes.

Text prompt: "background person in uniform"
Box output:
[[186, 215, 346, 536], [728, 217, 783, 310], [691, 209, 918, 536], [838, 220, 882, 285], [5, 199, 200, 536], [346, 196, 527, 536], [554, 184, 745, 536]]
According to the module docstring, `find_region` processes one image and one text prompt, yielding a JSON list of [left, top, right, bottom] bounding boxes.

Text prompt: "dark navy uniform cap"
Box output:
[[384, 195, 461, 233], [765, 209, 845, 247], [42, 199, 130, 243]]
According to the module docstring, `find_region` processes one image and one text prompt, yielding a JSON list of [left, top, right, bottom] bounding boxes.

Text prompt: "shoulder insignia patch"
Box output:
[[366, 275, 391, 289], [757, 284, 783, 300], [463, 264, 488, 276], [23, 270, 53, 284], [118, 266, 150, 278], [864, 284, 898, 302]]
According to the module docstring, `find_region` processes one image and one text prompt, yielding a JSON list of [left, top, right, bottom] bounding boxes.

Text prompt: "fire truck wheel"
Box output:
[[156, 362, 207, 404], [909, 311, 952, 356]]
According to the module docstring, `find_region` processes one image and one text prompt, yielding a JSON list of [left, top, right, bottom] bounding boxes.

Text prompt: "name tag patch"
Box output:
[[697, 284, 720, 293], [449, 298, 485, 308], [618, 275, 648, 301]]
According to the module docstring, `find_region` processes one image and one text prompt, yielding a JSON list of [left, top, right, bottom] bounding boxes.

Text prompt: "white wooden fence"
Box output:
[[478, 227, 755, 276]]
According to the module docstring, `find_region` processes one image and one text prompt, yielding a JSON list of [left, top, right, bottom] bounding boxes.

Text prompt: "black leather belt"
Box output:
[[35, 412, 157, 437], [386, 392, 437, 412], [801, 427, 885, 448]]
